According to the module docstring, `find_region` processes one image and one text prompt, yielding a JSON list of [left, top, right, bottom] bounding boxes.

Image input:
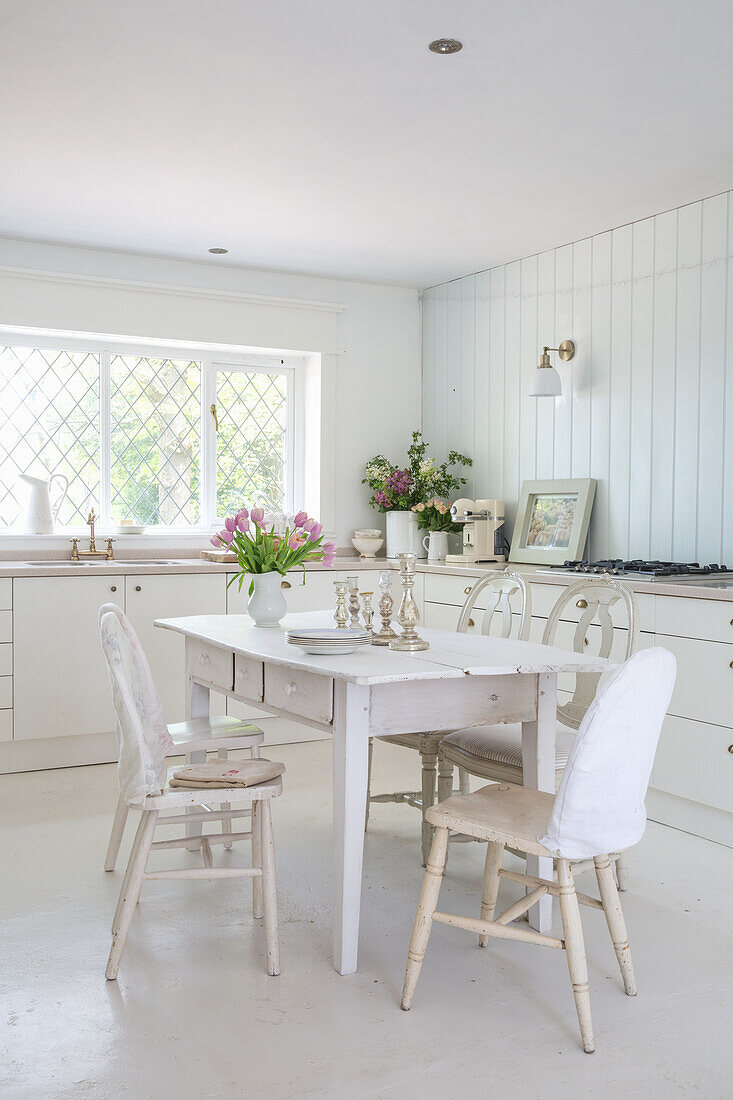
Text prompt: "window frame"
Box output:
[[0, 330, 302, 534]]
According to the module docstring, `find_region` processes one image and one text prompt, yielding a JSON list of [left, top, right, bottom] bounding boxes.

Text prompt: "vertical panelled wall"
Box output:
[[422, 191, 733, 563]]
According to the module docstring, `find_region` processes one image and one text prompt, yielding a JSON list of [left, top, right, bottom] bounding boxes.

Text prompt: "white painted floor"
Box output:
[[1, 739, 731, 1100]]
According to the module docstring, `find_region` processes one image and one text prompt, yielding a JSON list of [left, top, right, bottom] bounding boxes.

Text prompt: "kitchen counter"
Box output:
[[0, 553, 731, 600]]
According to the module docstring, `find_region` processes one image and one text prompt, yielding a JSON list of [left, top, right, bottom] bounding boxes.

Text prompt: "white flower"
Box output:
[[365, 459, 392, 480]]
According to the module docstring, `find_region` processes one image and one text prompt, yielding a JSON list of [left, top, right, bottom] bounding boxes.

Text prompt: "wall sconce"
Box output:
[[529, 339, 575, 397]]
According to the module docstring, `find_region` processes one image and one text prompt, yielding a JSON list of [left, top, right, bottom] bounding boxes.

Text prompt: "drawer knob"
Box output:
[[728, 745, 733, 754], [110, 585, 117, 592], [464, 586, 472, 595], [199, 653, 210, 664], [576, 598, 588, 608], [237, 668, 248, 680], [284, 681, 297, 695], [468, 618, 476, 628], [135, 585, 142, 592], [730, 661, 733, 670], [281, 580, 292, 589]]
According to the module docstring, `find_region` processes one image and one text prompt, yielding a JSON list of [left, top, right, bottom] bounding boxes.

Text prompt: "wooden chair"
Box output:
[[366, 573, 531, 864], [438, 576, 638, 887], [99, 609, 282, 980], [401, 647, 676, 1053], [99, 603, 266, 872]]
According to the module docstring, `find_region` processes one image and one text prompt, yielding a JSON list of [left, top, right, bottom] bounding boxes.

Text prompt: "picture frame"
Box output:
[[508, 478, 597, 565]]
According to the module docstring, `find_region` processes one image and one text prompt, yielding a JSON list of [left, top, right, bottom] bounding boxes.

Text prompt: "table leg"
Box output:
[[522, 672, 557, 932], [332, 681, 370, 975], [185, 674, 211, 845]]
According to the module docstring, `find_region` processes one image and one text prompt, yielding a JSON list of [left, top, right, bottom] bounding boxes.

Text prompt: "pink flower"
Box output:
[[210, 534, 223, 547], [236, 507, 249, 521], [236, 514, 250, 534], [321, 539, 336, 566], [251, 507, 265, 526], [308, 521, 323, 541], [286, 533, 302, 550], [293, 510, 308, 528], [415, 502, 425, 512], [224, 515, 236, 532], [302, 517, 315, 532], [438, 503, 448, 514], [219, 528, 234, 545]]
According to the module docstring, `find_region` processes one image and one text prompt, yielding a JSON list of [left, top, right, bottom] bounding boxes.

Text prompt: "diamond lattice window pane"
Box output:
[[216, 369, 288, 517], [110, 356, 201, 526], [0, 346, 100, 528]]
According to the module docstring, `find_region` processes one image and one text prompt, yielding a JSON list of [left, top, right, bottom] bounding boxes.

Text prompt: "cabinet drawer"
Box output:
[[234, 654, 264, 702], [652, 714, 733, 814], [0, 579, 11, 611], [0, 644, 11, 677], [187, 641, 234, 692], [0, 709, 11, 742], [264, 665, 333, 724], [655, 595, 733, 643], [424, 572, 500, 611], [424, 600, 523, 639], [0, 610, 10, 643], [0, 677, 12, 709], [657, 634, 733, 727], [528, 582, 652, 631]]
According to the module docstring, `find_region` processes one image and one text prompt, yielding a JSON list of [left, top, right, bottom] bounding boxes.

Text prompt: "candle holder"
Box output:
[[390, 553, 429, 651], [360, 591, 374, 637], [372, 569, 398, 646], [333, 580, 349, 629], [347, 575, 361, 628]]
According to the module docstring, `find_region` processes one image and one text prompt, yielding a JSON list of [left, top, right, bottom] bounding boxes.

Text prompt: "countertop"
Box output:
[[0, 553, 731, 601]]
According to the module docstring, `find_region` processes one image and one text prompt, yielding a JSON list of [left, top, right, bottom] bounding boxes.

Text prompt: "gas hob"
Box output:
[[539, 559, 732, 579]]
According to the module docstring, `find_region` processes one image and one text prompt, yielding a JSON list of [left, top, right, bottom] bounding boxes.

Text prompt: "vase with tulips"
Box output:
[[211, 506, 336, 627]]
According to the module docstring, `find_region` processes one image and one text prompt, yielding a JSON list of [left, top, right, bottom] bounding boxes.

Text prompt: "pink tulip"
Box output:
[[219, 528, 234, 545], [302, 517, 314, 532], [210, 534, 223, 547], [308, 521, 323, 541], [236, 514, 250, 534], [224, 515, 236, 532], [251, 507, 265, 526], [293, 510, 308, 528], [288, 532, 304, 550], [236, 507, 249, 521]]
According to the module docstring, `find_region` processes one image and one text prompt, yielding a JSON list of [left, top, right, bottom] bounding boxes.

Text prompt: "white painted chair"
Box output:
[[367, 573, 531, 864], [99, 603, 265, 872], [99, 609, 282, 980], [401, 647, 676, 1053], [438, 577, 638, 886]]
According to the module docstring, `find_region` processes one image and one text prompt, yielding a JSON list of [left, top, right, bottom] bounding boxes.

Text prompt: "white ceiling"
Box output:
[[2, 0, 733, 287]]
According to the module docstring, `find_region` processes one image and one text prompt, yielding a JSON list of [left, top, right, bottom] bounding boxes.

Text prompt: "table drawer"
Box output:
[[0, 579, 11, 611], [0, 676, 12, 709], [0, 709, 11, 742], [0, 644, 11, 677], [187, 641, 234, 691], [234, 654, 264, 702], [657, 634, 733, 727], [655, 595, 733, 643], [264, 664, 333, 724], [0, 610, 11, 643], [652, 714, 733, 814]]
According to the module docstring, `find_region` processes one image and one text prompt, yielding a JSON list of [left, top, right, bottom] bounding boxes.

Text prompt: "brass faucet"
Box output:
[[70, 508, 115, 560]]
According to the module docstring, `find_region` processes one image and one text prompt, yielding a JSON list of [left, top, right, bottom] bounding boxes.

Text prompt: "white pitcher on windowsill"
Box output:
[[18, 472, 68, 534]]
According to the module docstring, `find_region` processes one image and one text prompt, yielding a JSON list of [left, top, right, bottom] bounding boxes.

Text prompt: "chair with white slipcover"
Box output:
[[366, 572, 531, 864], [99, 609, 282, 980], [99, 603, 265, 872], [401, 647, 676, 1053], [438, 576, 638, 887]]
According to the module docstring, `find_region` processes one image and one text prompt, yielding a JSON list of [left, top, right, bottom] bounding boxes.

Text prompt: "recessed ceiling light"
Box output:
[[208, 247, 228, 254], [429, 38, 462, 55]]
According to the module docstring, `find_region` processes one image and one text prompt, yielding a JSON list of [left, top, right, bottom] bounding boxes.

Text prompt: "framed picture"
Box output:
[[508, 478, 597, 565]]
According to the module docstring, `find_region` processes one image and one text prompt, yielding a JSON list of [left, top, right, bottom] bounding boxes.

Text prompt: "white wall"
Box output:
[[422, 190, 733, 564], [0, 239, 422, 547]]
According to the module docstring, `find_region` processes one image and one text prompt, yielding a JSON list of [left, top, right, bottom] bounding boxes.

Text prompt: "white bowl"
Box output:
[[353, 528, 382, 538], [352, 536, 384, 558]]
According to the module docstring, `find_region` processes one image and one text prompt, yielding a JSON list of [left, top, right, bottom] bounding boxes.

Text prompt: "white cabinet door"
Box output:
[[125, 573, 227, 723], [14, 575, 124, 740]]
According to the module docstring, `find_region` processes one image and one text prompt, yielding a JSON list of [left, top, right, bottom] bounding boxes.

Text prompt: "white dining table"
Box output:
[[155, 610, 614, 975]]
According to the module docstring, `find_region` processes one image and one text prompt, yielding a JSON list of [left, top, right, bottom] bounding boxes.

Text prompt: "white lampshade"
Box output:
[[529, 365, 562, 397]]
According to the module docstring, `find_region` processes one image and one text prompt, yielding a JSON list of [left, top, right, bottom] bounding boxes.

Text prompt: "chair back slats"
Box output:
[[456, 572, 531, 641], [540, 648, 676, 859], [542, 577, 638, 730]]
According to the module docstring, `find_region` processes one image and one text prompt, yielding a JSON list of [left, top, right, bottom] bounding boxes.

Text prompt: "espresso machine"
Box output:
[[445, 498, 506, 565]]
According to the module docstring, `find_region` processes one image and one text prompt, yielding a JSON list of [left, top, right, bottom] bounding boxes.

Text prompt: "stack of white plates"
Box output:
[[286, 628, 372, 655]]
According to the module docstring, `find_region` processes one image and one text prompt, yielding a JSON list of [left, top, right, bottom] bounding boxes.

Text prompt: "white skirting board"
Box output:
[[646, 788, 733, 848]]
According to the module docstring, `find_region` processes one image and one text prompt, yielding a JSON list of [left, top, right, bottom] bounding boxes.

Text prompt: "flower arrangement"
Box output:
[[411, 499, 460, 533], [211, 507, 335, 594], [362, 430, 472, 513]]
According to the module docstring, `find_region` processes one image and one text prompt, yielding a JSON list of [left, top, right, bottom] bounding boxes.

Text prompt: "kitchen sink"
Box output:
[[23, 558, 182, 566]]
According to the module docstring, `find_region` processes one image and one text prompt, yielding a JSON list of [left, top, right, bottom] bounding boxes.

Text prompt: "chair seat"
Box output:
[[426, 782, 555, 857], [442, 721, 576, 771], [167, 716, 264, 754], [133, 768, 283, 810]]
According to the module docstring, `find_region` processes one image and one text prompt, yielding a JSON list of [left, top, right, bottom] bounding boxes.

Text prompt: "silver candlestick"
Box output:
[[372, 569, 398, 646], [333, 580, 349, 629], [360, 591, 374, 638], [347, 575, 361, 628], [390, 553, 429, 651]]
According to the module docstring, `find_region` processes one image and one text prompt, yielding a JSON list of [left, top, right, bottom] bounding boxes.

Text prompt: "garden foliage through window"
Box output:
[[0, 341, 293, 530]]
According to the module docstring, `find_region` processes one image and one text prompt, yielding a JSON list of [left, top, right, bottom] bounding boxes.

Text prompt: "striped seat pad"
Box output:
[[442, 722, 576, 771]]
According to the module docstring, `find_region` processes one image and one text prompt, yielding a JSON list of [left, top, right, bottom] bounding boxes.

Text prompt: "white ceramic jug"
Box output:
[[422, 531, 449, 562], [18, 472, 68, 534]]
